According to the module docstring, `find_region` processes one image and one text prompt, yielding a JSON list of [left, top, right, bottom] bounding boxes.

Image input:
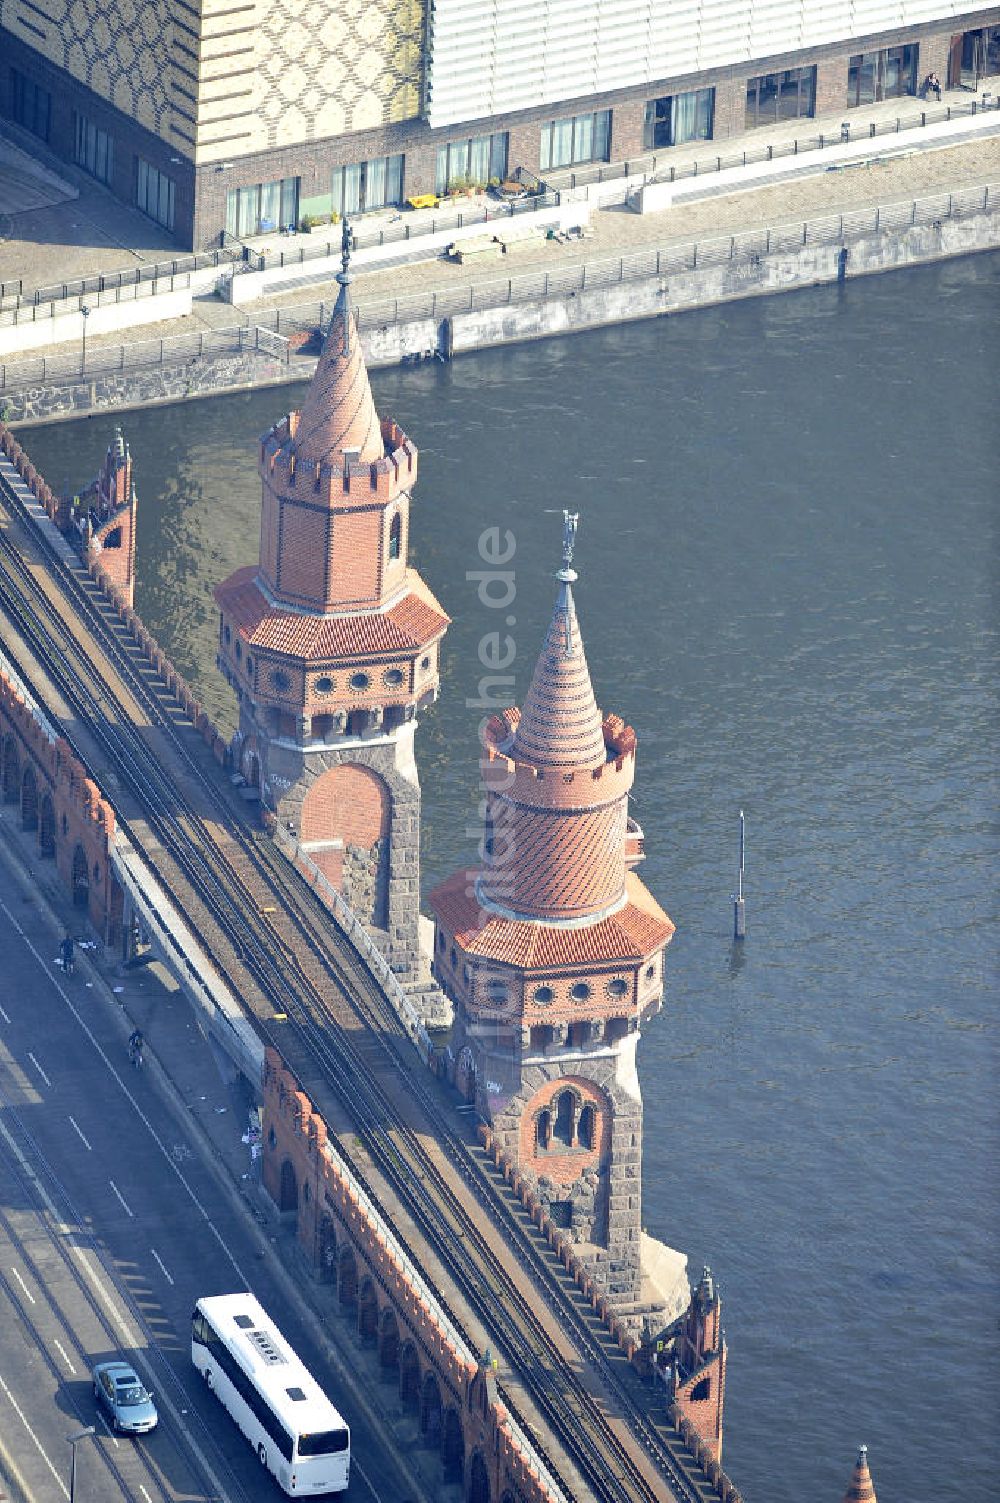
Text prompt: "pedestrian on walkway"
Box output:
[[60, 934, 75, 976], [921, 71, 942, 101]]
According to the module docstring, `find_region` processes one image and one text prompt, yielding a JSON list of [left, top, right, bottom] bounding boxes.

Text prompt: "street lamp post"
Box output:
[[81, 304, 91, 371], [66, 1426, 95, 1503]]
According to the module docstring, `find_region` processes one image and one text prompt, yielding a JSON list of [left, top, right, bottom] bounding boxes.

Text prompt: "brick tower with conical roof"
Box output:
[[842, 1446, 877, 1503], [430, 514, 689, 1320], [215, 222, 449, 979]]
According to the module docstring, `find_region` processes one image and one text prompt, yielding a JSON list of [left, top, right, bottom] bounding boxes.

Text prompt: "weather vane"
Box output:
[[558, 509, 579, 582], [338, 217, 353, 355]]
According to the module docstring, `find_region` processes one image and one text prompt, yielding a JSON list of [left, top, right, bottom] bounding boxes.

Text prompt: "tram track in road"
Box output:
[[0, 486, 713, 1503]]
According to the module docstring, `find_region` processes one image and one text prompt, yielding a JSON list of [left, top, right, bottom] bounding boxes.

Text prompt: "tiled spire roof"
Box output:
[[510, 578, 606, 770], [842, 1446, 877, 1503], [289, 222, 383, 471]]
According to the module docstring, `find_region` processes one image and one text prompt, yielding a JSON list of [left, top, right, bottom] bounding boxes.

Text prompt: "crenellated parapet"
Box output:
[[262, 1048, 565, 1502], [261, 414, 417, 508]]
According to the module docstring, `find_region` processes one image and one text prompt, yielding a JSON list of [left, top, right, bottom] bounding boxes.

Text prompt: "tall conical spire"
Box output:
[[510, 512, 606, 770], [290, 217, 383, 470], [841, 1445, 877, 1503]]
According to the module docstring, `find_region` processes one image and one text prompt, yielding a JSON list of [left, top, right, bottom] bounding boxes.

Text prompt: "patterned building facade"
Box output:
[[1, 0, 996, 247], [214, 229, 448, 978]]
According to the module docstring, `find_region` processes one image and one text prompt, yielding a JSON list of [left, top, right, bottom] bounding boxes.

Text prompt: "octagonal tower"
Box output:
[[215, 224, 448, 979], [429, 515, 686, 1317]]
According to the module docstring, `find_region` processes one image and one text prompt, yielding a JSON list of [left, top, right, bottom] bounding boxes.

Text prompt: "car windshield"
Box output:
[[115, 1379, 149, 1405]]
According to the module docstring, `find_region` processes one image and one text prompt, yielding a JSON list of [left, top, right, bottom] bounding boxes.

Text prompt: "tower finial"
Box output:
[[557, 509, 579, 584], [337, 217, 353, 356]]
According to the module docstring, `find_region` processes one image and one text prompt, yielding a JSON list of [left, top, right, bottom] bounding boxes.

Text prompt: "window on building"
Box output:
[[225, 177, 299, 239], [745, 67, 816, 129], [957, 26, 1000, 87], [539, 111, 611, 173], [12, 70, 51, 141], [435, 132, 508, 193], [388, 512, 402, 560], [847, 47, 917, 107], [331, 153, 404, 217], [643, 90, 714, 150], [136, 158, 175, 231], [74, 113, 114, 185]]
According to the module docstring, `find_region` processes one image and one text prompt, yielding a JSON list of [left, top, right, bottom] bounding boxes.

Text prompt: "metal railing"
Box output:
[[0, 244, 242, 314], [547, 93, 1000, 194], [0, 271, 191, 327], [1, 182, 994, 394], [0, 324, 288, 394]]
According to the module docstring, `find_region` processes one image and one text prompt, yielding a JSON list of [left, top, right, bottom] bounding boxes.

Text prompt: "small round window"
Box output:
[[314, 675, 334, 695], [533, 985, 554, 1006], [383, 668, 405, 688], [571, 982, 592, 1001], [350, 671, 371, 691], [270, 668, 291, 692], [606, 978, 629, 997]]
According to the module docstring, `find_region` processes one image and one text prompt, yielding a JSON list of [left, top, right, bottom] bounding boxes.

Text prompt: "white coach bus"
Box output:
[[192, 1294, 350, 1495]]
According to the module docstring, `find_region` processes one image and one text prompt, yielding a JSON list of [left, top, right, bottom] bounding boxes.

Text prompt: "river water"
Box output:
[[20, 254, 999, 1502]]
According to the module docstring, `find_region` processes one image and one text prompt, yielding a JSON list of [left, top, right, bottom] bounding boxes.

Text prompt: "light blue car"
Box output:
[[92, 1361, 158, 1434]]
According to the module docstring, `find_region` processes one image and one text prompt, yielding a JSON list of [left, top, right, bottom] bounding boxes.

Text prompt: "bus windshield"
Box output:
[[297, 1427, 350, 1457]]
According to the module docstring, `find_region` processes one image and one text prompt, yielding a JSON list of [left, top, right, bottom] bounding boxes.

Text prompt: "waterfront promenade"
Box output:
[[0, 87, 997, 389]]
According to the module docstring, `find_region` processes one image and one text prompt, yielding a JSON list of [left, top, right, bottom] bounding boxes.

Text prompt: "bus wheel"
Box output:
[[258, 1444, 267, 1467]]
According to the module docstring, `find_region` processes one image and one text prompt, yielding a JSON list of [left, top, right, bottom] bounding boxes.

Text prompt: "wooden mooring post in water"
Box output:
[[733, 809, 746, 941]]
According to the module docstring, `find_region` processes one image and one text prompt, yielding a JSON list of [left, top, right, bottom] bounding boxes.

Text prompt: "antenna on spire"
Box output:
[[732, 809, 746, 940], [336, 217, 353, 357], [555, 510, 579, 657]]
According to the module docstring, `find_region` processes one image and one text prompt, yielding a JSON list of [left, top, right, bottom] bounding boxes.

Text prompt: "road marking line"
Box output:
[[68, 1115, 93, 1151], [95, 1410, 119, 1446], [108, 1180, 134, 1218], [150, 1248, 174, 1285], [0, 1002, 10, 1024], [53, 1339, 77, 1375], [10, 1267, 35, 1304], [0, 1369, 69, 1497], [26, 1051, 51, 1088], [140, 1487, 153, 1502]]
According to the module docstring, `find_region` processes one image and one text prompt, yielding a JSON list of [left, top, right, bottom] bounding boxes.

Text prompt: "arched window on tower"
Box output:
[[553, 1090, 575, 1147], [536, 1109, 551, 1152], [578, 1103, 596, 1150], [388, 513, 402, 561]]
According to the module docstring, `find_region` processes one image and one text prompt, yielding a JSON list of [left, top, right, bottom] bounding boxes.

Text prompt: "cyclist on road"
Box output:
[[128, 1029, 144, 1068]]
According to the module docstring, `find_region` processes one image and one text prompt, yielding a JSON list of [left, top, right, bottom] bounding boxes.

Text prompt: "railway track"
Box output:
[[0, 487, 713, 1503]]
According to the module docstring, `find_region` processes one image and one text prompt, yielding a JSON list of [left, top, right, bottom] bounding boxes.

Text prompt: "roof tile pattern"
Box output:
[[430, 869, 674, 968], [842, 1447, 877, 1503], [215, 565, 448, 661], [289, 290, 383, 471], [481, 798, 628, 918], [510, 583, 606, 770]]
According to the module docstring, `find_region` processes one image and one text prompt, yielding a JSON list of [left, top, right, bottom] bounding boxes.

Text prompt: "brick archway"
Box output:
[[379, 1307, 400, 1372], [442, 1405, 464, 1484], [21, 764, 38, 831], [300, 764, 390, 928], [39, 793, 55, 858], [469, 1451, 492, 1503], [400, 1340, 420, 1408], [420, 1371, 442, 1447], [71, 843, 89, 908], [2, 736, 19, 802], [278, 1158, 298, 1213], [338, 1245, 358, 1310], [358, 1276, 378, 1345]]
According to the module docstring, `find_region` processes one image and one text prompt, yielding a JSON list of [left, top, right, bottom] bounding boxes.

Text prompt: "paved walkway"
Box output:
[[0, 89, 997, 374]]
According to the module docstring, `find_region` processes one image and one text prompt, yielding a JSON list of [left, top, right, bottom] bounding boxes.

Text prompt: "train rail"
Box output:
[[0, 491, 713, 1503]]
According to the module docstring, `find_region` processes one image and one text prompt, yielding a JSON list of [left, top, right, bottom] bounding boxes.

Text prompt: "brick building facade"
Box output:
[[1, 3, 996, 249]]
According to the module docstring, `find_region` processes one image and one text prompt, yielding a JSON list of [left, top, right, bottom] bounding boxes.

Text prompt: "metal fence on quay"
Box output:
[[0, 182, 993, 394], [263, 182, 996, 336], [0, 244, 240, 314], [0, 325, 287, 395]]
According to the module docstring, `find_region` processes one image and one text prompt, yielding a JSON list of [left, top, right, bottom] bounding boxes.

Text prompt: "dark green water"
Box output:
[[21, 253, 1000, 1502]]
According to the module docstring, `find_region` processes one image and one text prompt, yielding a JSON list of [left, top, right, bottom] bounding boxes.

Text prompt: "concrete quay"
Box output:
[[0, 91, 998, 427]]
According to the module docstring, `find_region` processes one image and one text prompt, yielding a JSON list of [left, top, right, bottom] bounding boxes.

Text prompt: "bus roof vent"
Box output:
[[286, 1386, 307, 1401], [249, 1328, 285, 1366], [234, 1314, 254, 1329]]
